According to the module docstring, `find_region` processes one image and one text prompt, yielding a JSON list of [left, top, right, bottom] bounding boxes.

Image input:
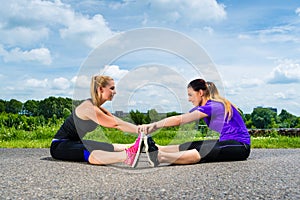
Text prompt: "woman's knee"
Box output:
[[178, 150, 201, 164], [88, 151, 105, 165], [187, 149, 201, 163]]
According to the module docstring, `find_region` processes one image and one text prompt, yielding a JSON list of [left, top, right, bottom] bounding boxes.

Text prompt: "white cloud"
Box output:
[[109, 1, 127, 10], [25, 77, 72, 90], [111, 65, 191, 112], [296, 7, 300, 16], [239, 78, 264, 88], [0, 0, 113, 49], [145, 0, 226, 24], [25, 78, 48, 88], [59, 14, 113, 48], [274, 92, 286, 100], [100, 65, 129, 80], [0, 27, 49, 47], [274, 88, 297, 100], [71, 75, 93, 101], [101, 0, 227, 24], [0, 46, 52, 65], [0, 0, 65, 47], [256, 25, 300, 43], [23, 76, 75, 99], [71, 75, 90, 89], [238, 34, 251, 40], [52, 77, 70, 90], [267, 60, 300, 84], [203, 26, 214, 34]]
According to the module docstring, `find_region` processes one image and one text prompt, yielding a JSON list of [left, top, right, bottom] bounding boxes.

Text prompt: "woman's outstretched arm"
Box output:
[[139, 111, 207, 134], [76, 100, 138, 134]]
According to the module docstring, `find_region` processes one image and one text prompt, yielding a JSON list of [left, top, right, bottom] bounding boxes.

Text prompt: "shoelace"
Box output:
[[124, 147, 137, 164], [124, 135, 141, 164]]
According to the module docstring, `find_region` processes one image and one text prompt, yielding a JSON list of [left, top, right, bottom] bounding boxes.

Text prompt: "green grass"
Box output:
[[1, 127, 299, 148], [251, 136, 300, 148], [0, 139, 52, 148]]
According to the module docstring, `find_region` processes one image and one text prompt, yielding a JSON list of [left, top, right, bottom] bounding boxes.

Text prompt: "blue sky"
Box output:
[[1, 0, 300, 115]]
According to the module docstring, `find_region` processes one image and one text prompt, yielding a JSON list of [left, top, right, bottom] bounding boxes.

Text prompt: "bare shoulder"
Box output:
[[75, 99, 95, 120]]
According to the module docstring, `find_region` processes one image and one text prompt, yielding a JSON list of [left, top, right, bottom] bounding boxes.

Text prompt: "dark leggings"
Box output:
[[179, 140, 250, 163], [50, 140, 114, 162]]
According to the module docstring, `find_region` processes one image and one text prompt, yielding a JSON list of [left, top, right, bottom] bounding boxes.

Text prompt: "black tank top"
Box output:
[[53, 112, 98, 140]]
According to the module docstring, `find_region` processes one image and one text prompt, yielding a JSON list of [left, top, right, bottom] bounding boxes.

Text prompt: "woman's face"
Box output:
[[100, 80, 116, 101], [187, 87, 202, 106]]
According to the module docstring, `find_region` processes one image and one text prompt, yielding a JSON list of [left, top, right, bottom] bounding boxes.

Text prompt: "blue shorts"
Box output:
[[50, 139, 114, 162]]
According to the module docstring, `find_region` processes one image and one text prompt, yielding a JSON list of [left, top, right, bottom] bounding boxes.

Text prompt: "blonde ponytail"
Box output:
[[90, 75, 113, 107], [206, 82, 235, 121]]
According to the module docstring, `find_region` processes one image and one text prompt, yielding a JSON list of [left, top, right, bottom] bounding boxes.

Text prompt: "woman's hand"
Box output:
[[138, 123, 158, 135]]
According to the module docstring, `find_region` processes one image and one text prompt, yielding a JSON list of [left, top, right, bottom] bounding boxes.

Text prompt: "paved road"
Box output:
[[1, 148, 299, 199]]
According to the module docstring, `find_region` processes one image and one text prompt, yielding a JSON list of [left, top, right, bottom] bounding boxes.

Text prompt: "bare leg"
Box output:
[[158, 149, 201, 165], [89, 150, 126, 165], [113, 143, 130, 152], [157, 144, 180, 153]]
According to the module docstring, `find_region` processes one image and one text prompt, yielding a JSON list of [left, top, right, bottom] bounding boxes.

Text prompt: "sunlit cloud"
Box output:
[[296, 7, 300, 16], [267, 60, 300, 84], [25, 78, 48, 88], [52, 77, 71, 90], [0, 0, 113, 49], [0, 46, 52, 65], [256, 25, 300, 43], [240, 78, 264, 88], [59, 14, 114, 48], [71, 75, 90, 89], [99, 65, 129, 80], [148, 0, 227, 23], [238, 34, 251, 40]]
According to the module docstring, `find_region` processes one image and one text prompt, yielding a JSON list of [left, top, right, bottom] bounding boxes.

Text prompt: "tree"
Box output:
[[0, 99, 5, 113], [129, 110, 147, 125], [295, 117, 300, 128], [5, 99, 23, 114], [38, 97, 56, 118], [244, 113, 253, 128], [166, 111, 180, 117], [23, 100, 39, 116], [63, 108, 71, 119], [147, 109, 160, 123], [251, 107, 278, 129], [38, 96, 72, 118], [278, 109, 298, 128]]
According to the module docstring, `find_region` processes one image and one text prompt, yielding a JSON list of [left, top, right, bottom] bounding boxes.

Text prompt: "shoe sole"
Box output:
[[131, 134, 144, 168], [144, 136, 155, 167]]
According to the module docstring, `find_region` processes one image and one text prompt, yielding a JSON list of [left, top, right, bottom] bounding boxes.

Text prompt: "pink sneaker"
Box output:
[[124, 133, 144, 168]]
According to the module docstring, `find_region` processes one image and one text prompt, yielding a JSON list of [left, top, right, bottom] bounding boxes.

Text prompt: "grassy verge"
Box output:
[[1, 128, 299, 148], [251, 136, 300, 148], [0, 139, 51, 148]]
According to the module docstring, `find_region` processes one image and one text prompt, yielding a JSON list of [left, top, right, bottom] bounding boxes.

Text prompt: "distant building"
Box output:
[[115, 111, 126, 117]]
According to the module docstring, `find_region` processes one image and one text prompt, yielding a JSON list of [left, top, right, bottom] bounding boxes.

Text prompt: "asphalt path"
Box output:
[[1, 148, 299, 199]]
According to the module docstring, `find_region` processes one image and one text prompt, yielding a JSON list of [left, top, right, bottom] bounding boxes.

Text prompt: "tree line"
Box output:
[[244, 107, 300, 129], [1, 97, 300, 129], [0, 97, 83, 119]]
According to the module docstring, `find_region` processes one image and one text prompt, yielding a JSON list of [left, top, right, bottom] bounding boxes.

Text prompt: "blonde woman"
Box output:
[[50, 75, 143, 167], [139, 79, 250, 167]]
